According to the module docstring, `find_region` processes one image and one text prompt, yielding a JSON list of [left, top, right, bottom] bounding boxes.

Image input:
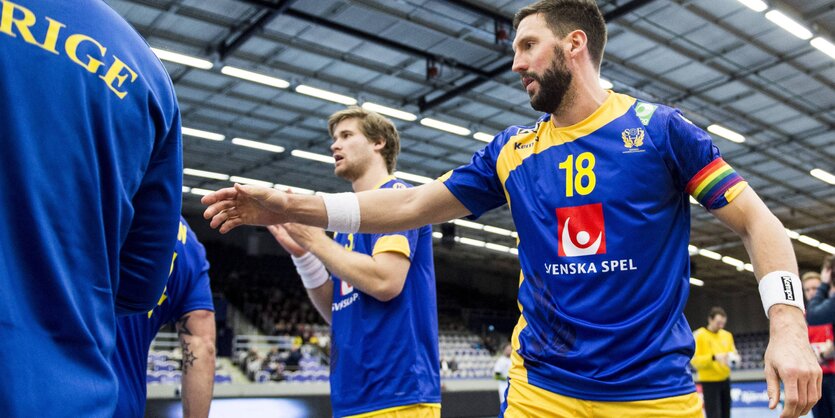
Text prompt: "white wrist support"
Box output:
[[759, 271, 804, 318], [321, 192, 361, 233], [291, 252, 330, 289]]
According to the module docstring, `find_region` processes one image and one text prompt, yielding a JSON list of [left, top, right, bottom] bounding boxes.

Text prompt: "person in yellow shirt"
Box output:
[[692, 307, 738, 418]]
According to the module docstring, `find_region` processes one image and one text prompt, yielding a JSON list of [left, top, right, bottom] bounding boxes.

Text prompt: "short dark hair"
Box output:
[[708, 307, 727, 320], [513, 0, 607, 69]]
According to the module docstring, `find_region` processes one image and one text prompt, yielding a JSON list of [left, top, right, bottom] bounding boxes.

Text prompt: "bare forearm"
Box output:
[[181, 336, 215, 418], [306, 284, 333, 324], [742, 212, 798, 279], [309, 238, 400, 300]]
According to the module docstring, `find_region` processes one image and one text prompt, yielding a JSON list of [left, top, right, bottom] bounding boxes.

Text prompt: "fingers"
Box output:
[[766, 365, 780, 410], [219, 216, 244, 234], [203, 200, 238, 220], [200, 187, 236, 205], [798, 371, 820, 417]]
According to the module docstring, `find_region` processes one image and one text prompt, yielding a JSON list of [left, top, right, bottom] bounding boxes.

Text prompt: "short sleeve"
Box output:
[[664, 111, 748, 210], [441, 134, 508, 218]]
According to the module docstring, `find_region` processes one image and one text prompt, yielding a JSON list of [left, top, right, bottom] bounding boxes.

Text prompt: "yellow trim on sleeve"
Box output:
[[372, 235, 411, 258], [508, 271, 529, 384], [345, 403, 441, 418], [372, 175, 397, 190], [723, 181, 748, 203]]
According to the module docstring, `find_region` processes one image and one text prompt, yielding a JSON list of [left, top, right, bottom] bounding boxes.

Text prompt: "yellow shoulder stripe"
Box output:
[[372, 235, 411, 258]]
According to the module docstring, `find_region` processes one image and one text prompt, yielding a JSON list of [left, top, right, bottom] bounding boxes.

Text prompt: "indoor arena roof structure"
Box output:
[[108, 0, 835, 292]]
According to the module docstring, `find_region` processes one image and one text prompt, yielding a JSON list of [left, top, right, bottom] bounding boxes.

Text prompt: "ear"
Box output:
[[372, 138, 386, 151], [566, 29, 588, 59]]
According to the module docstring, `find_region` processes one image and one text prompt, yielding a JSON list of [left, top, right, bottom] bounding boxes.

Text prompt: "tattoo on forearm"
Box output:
[[177, 315, 197, 374], [181, 340, 197, 374]]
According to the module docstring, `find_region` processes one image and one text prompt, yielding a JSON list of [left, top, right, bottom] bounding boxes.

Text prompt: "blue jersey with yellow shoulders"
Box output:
[[329, 177, 441, 418], [442, 92, 747, 401], [112, 217, 214, 418], [0, 1, 181, 416]]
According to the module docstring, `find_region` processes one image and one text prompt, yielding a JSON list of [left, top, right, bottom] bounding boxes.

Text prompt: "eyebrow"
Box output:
[[512, 35, 535, 51]]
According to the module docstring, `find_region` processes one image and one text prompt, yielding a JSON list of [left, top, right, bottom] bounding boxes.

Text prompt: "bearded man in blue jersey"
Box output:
[[265, 107, 441, 418], [0, 1, 182, 416], [202, 1, 820, 417]]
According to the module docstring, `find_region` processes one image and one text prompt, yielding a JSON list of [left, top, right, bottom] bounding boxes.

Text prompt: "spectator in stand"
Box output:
[[494, 343, 513, 406], [691, 307, 738, 418], [806, 255, 835, 418]]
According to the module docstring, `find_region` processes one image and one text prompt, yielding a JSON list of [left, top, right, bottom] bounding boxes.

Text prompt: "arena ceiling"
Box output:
[[107, 0, 835, 293]]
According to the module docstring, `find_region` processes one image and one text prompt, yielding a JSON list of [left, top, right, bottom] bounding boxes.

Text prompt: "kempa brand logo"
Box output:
[[781, 276, 795, 301], [514, 136, 539, 150], [556, 204, 606, 257]]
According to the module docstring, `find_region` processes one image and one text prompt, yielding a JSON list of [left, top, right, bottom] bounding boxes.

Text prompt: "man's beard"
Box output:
[[525, 50, 573, 114]]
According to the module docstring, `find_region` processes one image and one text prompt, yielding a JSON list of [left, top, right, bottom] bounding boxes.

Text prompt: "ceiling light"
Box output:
[[698, 248, 722, 260], [689, 277, 704, 286], [394, 171, 433, 184], [290, 150, 335, 164], [361, 102, 417, 121], [689, 196, 700, 205], [721, 256, 745, 269], [735, 0, 768, 12], [220, 66, 289, 89], [473, 132, 494, 143], [420, 118, 471, 136], [432, 231, 443, 239], [798, 235, 821, 247], [599, 78, 614, 90], [707, 124, 745, 143], [819, 243, 835, 255], [229, 176, 273, 188], [182, 186, 191, 193], [452, 219, 484, 230], [509, 248, 518, 255], [151, 47, 213, 70], [483, 225, 513, 236], [785, 229, 800, 239], [295, 84, 357, 105], [810, 168, 835, 185], [183, 168, 229, 181], [459, 237, 486, 247], [486, 243, 510, 252], [765, 10, 813, 40], [231, 138, 285, 153], [182, 127, 225, 141], [811, 37, 835, 60], [688, 245, 698, 256], [744, 264, 754, 272]]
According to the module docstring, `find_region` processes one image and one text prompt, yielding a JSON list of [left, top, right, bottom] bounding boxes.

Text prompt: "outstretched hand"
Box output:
[[764, 305, 822, 418], [201, 184, 289, 233]]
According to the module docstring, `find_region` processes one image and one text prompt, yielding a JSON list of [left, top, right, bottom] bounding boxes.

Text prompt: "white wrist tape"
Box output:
[[758, 271, 804, 318], [321, 192, 361, 233], [291, 252, 330, 289]]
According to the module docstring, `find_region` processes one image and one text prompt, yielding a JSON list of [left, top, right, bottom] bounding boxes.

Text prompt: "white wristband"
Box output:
[[321, 192, 361, 233], [291, 252, 330, 289], [758, 271, 804, 318]]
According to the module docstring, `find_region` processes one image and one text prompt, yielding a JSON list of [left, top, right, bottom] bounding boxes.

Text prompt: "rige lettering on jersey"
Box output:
[[1, 1, 139, 99]]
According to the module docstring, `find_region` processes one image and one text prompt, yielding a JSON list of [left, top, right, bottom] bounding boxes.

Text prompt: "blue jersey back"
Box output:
[[330, 178, 441, 417], [113, 217, 214, 418], [0, 1, 182, 416], [443, 93, 746, 401]]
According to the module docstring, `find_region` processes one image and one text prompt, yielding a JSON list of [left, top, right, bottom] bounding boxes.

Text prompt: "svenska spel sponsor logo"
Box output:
[[556, 203, 606, 257]]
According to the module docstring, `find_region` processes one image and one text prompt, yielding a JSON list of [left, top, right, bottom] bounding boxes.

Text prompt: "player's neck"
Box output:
[[351, 162, 391, 192], [550, 73, 609, 128], [706, 325, 720, 333]]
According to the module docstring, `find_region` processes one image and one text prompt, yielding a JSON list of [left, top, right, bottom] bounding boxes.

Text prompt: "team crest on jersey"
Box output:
[[622, 128, 646, 154], [556, 204, 606, 257]]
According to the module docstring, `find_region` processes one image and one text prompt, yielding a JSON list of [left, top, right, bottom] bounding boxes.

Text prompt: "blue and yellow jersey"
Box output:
[[330, 177, 441, 418], [112, 217, 214, 418], [443, 92, 747, 401], [0, 1, 181, 416]]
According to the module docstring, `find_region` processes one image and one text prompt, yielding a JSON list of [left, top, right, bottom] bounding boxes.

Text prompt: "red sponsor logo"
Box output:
[[556, 203, 606, 257]]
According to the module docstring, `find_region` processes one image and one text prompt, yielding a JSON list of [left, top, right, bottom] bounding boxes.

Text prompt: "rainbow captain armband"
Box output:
[[686, 158, 748, 210], [758, 271, 805, 318]]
